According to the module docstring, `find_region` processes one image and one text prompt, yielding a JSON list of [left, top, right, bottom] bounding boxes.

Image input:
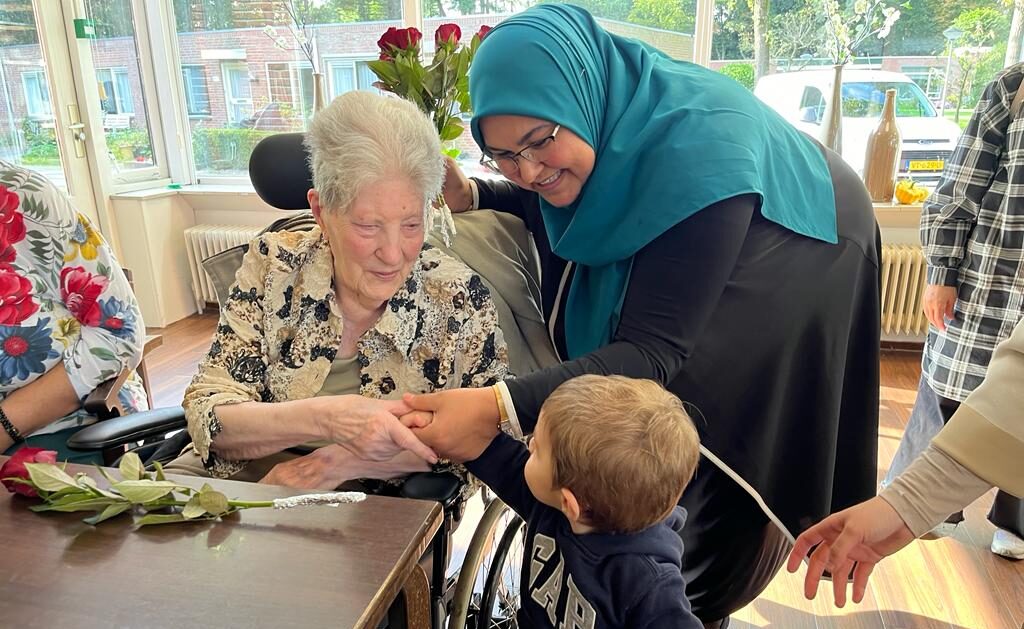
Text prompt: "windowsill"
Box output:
[[110, 182, 259, 200]]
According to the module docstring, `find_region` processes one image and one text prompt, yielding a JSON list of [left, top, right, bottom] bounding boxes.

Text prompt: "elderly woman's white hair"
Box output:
[[305, 91, 444, 222]]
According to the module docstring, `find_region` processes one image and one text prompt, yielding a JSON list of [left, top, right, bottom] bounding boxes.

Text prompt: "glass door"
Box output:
[[0, 0, 100, 222]]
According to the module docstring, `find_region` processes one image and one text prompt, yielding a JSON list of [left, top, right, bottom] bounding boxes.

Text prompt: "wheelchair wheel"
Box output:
[[476, 511, 525, 628], [447, 497, 519, 629]]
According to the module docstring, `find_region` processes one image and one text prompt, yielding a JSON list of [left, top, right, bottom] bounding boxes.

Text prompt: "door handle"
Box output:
[[67, 105, 87, 158]]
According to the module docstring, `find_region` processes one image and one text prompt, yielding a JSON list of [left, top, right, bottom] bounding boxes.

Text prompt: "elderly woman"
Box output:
[[177, 91, 508, 489], [0, 161, 147, 462]]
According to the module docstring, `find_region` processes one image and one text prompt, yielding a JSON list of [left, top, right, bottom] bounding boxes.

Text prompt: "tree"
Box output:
[[628, 0, 695, 33], [1007, 0, 1024, 67], [948, 7, 1009, 121], [751, 0, 770, 78], [712, 0, 753, 60], [769, 6, 825, 70]]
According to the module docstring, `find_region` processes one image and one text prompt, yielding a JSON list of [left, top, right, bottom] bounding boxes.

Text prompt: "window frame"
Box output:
[[180, 64, 211, 118], [95, 66, 133, 115], [21, 69, 53, 119], [221, 61, 254, 125]]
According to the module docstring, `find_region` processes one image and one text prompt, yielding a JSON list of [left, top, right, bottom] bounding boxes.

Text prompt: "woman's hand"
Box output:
[[787, 496, 915, 607], [403, 388, 500, 463], [312, 396, 438, 464], [922, 284, 957, 331], [259, 445, 352, 490], [441, 156, 474, 213]]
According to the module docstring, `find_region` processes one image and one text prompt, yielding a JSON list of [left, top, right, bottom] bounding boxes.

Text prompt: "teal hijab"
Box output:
[[470, 4, 838, 359]]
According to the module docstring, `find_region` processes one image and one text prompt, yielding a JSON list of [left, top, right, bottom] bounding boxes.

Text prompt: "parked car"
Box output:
[[754, 69, 963, 185]]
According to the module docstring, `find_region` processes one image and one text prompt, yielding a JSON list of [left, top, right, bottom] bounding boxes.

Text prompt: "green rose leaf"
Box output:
[[182, 494, 207, 519], [119, 452, 145, 481], [83, 503, 133, 525], [31, 497, 118, 513], [76, 474, 120, 499], [197, 484, 230, 516], [136, 513, 189, 526], [111, 480, 179, 504], [24, 462, 79, 492]]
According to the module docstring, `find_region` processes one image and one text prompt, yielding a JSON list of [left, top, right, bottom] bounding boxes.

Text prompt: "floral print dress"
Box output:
[[0, 162, 147, 442]]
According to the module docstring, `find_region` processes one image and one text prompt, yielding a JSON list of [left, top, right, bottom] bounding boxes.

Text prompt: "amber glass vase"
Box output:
[[863, 89, 902, 203]]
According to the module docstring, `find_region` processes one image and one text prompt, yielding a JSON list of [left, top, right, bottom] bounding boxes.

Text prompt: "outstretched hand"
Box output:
[[402, 387, 500, 463], [787, 496, 915, 607]]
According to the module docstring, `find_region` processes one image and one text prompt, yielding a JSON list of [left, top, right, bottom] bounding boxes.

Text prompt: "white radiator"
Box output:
[[881, 244, 929, 336], [184, 224, 263, 312]]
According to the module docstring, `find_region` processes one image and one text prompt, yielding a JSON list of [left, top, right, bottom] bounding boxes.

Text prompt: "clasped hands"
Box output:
[[260, 388, 501, 489]]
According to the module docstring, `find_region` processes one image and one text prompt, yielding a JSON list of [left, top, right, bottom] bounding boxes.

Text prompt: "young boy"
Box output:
[[465, 374, 702, 628]]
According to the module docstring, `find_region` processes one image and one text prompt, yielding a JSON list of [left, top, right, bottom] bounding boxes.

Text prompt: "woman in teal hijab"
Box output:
[[408, 4, 880, 625]]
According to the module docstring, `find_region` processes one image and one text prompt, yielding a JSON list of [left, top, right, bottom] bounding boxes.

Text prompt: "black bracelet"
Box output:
[[0, 405, 25, 445]]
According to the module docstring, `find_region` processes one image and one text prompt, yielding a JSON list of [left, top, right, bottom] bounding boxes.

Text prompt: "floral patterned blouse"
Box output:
[[183, 227, 510, 479], [0, 162, 148, 437]]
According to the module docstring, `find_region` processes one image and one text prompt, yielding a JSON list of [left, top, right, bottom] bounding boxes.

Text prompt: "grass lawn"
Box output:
[[944, 108, 975, 130]]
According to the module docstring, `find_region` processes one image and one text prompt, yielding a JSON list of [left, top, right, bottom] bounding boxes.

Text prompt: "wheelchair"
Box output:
[[66, 132, 526, 628]]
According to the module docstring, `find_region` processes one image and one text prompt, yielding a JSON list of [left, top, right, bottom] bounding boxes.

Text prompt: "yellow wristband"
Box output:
[[492, 384, 509, 431]]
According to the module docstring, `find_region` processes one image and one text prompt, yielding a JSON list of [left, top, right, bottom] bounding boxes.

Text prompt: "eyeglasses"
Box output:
[[479, 124, 561, 175]]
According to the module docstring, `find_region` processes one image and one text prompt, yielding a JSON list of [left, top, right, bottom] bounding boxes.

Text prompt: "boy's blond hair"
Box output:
[[541, 375, 700, 534]]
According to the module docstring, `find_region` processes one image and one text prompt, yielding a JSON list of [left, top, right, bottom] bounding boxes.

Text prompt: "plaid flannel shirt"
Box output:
[[921, 63, 1024, 402]]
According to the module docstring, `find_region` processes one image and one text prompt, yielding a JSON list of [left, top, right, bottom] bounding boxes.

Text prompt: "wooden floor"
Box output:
[[145, 314, 1024, 629]]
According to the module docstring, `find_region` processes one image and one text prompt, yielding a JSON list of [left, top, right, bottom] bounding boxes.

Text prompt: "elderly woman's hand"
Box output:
[[403, 388, 500, 463], [259, 445, 352, 490], [441, 156, 474, 213], [313, 395, 438, 464]]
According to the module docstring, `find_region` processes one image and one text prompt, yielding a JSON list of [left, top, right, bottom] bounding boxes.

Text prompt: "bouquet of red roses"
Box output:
[[369, 23, 491, 148]]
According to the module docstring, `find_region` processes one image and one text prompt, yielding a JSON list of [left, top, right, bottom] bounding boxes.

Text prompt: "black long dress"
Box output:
[[473, 145, 880, 621]]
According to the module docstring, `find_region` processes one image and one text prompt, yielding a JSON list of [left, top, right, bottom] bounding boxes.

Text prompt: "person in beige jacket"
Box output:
[[786, 316, 1024, 607]]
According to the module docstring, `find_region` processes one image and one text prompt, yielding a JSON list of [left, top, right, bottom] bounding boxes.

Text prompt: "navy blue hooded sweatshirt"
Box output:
[[466, 433, 703, 628]]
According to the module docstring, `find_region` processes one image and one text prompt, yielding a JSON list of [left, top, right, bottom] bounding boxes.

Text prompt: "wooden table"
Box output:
[[0, 458, 442, 628]]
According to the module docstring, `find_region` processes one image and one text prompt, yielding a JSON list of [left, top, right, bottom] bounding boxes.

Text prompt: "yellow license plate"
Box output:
[[908, 159, 944, 171]]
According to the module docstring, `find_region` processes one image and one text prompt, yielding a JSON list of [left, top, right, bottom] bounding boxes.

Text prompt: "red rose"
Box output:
[[377, 26, 422, 52], [60, 266, 108, 326], [476, 25, 492, 40], [435, 23, 461, 48], [0, 266, 38, 325], [379, 51, 393, 62], [1, 447, 58, 497], [0, 185, 26, 254]]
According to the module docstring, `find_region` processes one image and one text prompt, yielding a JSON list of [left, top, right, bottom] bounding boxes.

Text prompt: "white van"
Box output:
[[754, 69, 963, 184]]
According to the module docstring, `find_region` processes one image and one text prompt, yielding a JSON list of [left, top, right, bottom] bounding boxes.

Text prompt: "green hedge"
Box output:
[[191, 127, 275, 171], [719, 63, 755, 91]]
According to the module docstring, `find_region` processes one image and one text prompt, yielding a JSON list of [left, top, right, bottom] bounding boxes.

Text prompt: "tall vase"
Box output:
[[311, 71, 326, 114], [819, 63, 844, 154], [863, 88, 902, 203]]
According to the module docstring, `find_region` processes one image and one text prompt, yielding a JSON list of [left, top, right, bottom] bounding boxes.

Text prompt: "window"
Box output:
[[798, 86, 824, 122], [172, 0, 403, 179], [901, 65, 944, 103], [83, 0, 160, 176], [181, 65, 211, 116], [21, 71, 52, 118], [222, 62, 254, 124], [326, 58, 379, 99], [841, 81, 937, 118], [96, 68, 133, 114]]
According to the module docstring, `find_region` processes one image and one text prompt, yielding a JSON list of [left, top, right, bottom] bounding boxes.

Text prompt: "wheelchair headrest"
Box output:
[[248, 132, 314, 211]]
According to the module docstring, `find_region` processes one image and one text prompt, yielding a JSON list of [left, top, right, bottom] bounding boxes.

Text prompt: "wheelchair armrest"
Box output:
[[399, 472, 463, 511], [66, 406, 187, 451]]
